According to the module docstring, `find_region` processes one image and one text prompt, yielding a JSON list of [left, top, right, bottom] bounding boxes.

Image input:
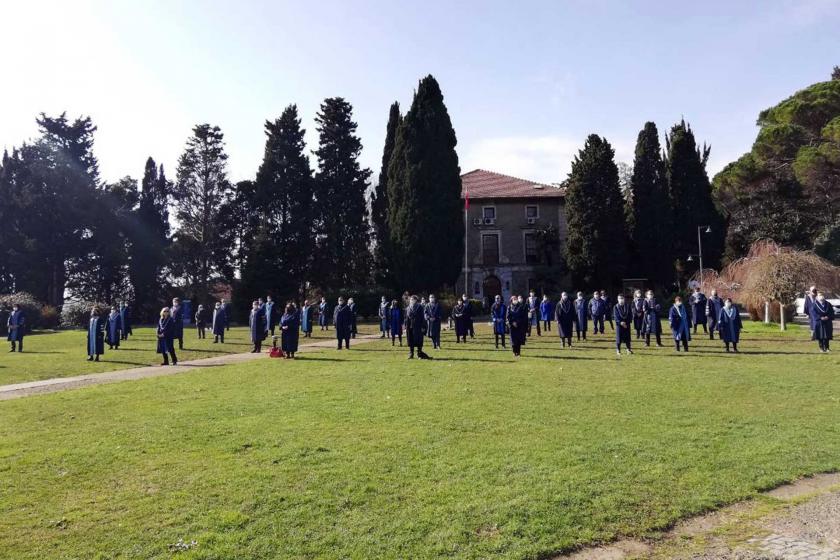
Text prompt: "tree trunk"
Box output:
[[779, 301, 786, 331]]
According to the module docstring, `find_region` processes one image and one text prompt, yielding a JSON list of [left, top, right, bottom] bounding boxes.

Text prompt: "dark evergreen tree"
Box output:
[[313, 98, 372, 290], [128, 157, 172, 320], [171, 124, 235, 301], [665, 120, 725, 269], [564, 134, 627, 289], [386, 75, 463, 292], [625, 122, 673, 285], [370, 101, 401, 285], [0, 150, 20, 293], [237, 105, 314, 308]]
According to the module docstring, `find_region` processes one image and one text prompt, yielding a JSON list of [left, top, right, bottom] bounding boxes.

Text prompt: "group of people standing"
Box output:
[[85, 302, 133, 361], [803, 286, 836, 353]]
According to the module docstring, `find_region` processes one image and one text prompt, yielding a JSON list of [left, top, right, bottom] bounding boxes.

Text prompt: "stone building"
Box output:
[[456, 169, 568, 302]]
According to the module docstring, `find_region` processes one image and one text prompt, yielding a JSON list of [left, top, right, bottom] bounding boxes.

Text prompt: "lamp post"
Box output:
[[691, 225, 711, 290]]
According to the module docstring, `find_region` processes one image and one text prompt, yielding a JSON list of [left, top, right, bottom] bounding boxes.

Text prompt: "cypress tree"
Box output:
[[665, 120, 725, 269], [370, 101, 401, 285], [313, 98, 372, 291], [625, 122, 673, 286], [564, 134, 626, 289], [387, 75, 463, 292]]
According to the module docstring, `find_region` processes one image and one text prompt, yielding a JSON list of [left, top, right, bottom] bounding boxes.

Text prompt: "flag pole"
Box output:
[[464, 191, 469, 298]]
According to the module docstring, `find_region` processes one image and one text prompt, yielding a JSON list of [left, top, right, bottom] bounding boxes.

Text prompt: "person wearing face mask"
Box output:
[[212, 301, 226, 343], [804, 286, 818, 339], [540, 294, 554, 333], [194, 304, 207, 340], [389, 299, 403, 346], [526, 291, 541, 337], [490, 295, 507, 349], [717, 298, 742, 353], [600, 290, 615, 332], [156, 307, 177, 365], [669, 296, 691, 352], [452, 297, 469, 343], [574, 292, 588, 341], [106, 306, 122, 349], [300, 299, 314, 339], [318, 297, 330, 331], [613, 294, 634, 355], [279, 303, 300, 359], [171, 297, 185, 351], [555, 292, 575, 348], [333, 297, 353, 350], [632, 290, 645, 339], [119, 302, 132, 340], [6, 303, 26, 352], [642, 290, 663, 347], [86, 307, 106, 362], [348, 297, 358, 339], [425, 295, 442, 349], [462, 295, 475, 339], [809, 291, 835, 353], [589, 291, 606, 335], [706, 289, 723, 340], [378, 296, 390, 339], [690, 287, 708, 336], [249, 300, 267, 353], [507, 295, 527, 357], [405, 295, 431, 359]]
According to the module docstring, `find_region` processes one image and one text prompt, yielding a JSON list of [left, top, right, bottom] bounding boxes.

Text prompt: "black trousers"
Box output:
[[10, 339, 23, 351], [693, 321, 707, 334], [494, 333, 506, 347], [645, 332, 662, 346], [197, 326, 206, 339], [616, 329, 631, 351], [214, 332, 225, 343], [675, 338, 689, 351], [177, 335, 184, 349], [527, 320, 541, 336], [391, 333, 402, 345], [592, 316, 605, 334], [252, 341, 262, 352], [161, 349, 178, 364], [543, 320, 551, 331], [337, 336, 350, 349], [818, 339, 830, 351], [560, 335, 572, 347], [511, 342, 521, 356]]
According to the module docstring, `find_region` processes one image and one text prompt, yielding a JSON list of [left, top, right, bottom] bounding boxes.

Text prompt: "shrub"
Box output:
[[40, 305, 61, 330], [0, 292, 44, 335], [61, 300, 110, 329]]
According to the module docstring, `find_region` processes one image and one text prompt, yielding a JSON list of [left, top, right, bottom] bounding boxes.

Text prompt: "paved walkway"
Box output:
[[0, 334, 380, 401]]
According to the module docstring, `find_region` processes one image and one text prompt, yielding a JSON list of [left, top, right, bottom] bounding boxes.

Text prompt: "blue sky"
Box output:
[[2, 0, 839, 185]]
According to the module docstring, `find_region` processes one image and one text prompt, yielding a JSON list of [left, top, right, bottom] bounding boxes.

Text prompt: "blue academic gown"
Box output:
[[212, 307, 227, 336], [318, 302, 330, 327], [669, 305, 691, 341], [555, 299, 575, 338], [6, 310, 25, 342], [301, 305, 314, 333], [717, 306, 742, 343], [379, 302, 390, 334], [527, 297, 539, 326], [390, 306, 403, 336], [425, 302, 442, 340], [87, 316, 105, 356], [804, 295, 817, 334], [265, 302, 276, 331], [643, 298, 662, 335], [614, 302, 632, 345], [106, 312, 122, 346], [540, 300, 554, 322], [171, 305, 184, 339], [707, 296, 723, 330], [491, 302, 507, 335], [156, 317, 175, 354], [690, 293, 707, 327], [119, 306, 132, 336], [809, 300, 835, 341], [333, 304, 353, 340], [632, 298, 645, 333], [589, 298, 606, 332], [249, 308, 266, 344], [280, 312, 300, 353], [574, 298, 588, 334]]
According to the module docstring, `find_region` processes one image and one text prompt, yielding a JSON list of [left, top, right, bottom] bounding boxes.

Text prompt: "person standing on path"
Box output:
[[156, 307, 177, 366], [249, 300, 266, 353], [280, 303, 300, 359], [333, 297, 353, 350]]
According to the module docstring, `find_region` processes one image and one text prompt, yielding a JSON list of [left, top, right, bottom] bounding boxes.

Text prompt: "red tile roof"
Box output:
[[460, 169, 565, 199]]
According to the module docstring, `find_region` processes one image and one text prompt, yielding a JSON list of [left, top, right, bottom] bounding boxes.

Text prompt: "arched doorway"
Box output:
[[483, 275, 502, 301]]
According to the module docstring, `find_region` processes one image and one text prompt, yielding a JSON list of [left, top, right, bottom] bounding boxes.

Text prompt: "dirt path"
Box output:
[[0, 334, 380, 401], [559, 473, 840, 560]]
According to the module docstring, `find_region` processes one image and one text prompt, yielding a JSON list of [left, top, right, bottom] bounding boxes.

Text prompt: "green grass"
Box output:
[[1, 321, 839, 559], [1, 323, 378, 385]]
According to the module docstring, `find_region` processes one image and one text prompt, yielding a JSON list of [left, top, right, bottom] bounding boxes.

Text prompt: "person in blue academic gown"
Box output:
[[717, 298, 743, 352], [220, 298, 231, 331], [600, 290, 614, 332], [589, 291, 606, 334], [452, 298, 469, 343], [490, 295, 507, 349], [211, 301, 226, 343], [574, 292, 588, 341], [280, 303, 300, 358], [540, 295, 554, 332], [613, 294, 634, 355], [632, 290, 645, 339], [507, 295, 528, 357], [87, 307, 105, 362], [156, 307, 177, 365], [119, 302, 132, 340], [348, 297, 358, 339], [333, 297, 353, 350], [171, 298, 185, 350], [265, 296, 277, 336], [526, 291, 541, 336], [405, 295, 431, 359], [389, 299, 403, 346], [690, 287, 708, 335], [300, 299, 314, 338], [810, 291, 835, 353], [425, 295, 442, 349], [804, 286, 818, 339], [106, 306, 122, 349], [379, 296, 390, 338], [463, 295, 475, 339], [669, 296, 691, 352], [248, 300, 266, 353], [705, 289, 723, 340], [642, 290, 663, 347], [7, 303, 26, 352], [555, 292, 575, 348], [318, 297, 330, 331]]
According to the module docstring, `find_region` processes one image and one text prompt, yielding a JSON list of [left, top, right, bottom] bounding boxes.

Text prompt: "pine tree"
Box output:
[[625, 122, 673, 286], [665, 120, 725, 270], [313, 98, 372, 291], [171, 124, 235, 301], [237, 105, 314, 306], [386, 75, 463, 292], [564, 134, 627, 289], [370, 101, 401, 286]]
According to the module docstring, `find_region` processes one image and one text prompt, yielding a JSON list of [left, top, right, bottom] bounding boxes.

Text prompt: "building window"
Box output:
[[482, 206, 496, 220], [524, 232, 539, 264], [526, 205, 539, 219], [482, 234, 499, 265], [474, 281, 480, 295]]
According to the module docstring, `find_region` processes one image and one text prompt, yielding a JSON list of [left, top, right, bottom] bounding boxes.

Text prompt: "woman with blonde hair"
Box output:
[[156, 307, 177, 366]]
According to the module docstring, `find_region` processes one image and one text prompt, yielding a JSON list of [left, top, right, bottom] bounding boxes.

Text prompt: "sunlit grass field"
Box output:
[[1, 321, 838, 559]]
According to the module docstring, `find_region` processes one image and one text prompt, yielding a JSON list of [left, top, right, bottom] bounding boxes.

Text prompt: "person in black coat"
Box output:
[[574, 292, 588, 341], [119, 302, 132, 340], [156, 307, 177, 365], [631, 290, 645, 339], [249, 300, 266, 353], [600, 290, 614, 332], [642, 290, 664, 347], [6, 303, 26, 352], [280, 303, 300, 358], [333, 297, 353, 350], [706, 289, 723, 340], [452, 299, 469, 343], [555, 292, 575, 348], [171, 297, 185, 350], [425, 295, 442, 349], [405, 295, 431, 359], [106, 306, 122, 350], [690, 287, 708, 335], [507, 295, 528, 357], [348, 297, 358, 339], [613, 294, 634, 355], [211, 302, 226, 343], [810, 291, 835, 353], [87, 307, 105, 362], [195, 304, 207, 339]]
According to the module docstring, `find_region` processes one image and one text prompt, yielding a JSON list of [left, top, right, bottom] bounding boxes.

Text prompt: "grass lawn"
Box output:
[[0, 323, 378, 385], [1, 321, 838, 559]]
